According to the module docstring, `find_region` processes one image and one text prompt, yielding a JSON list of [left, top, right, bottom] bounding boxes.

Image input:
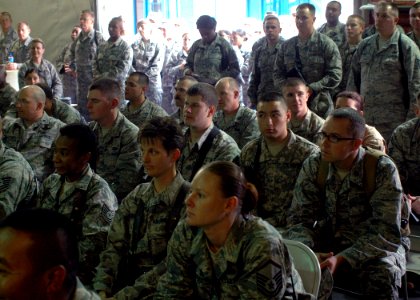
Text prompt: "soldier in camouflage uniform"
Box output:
[[241, 92, 319, 231], [7, 22, 32, 69], [69, 10, 105, 121], [184, 15, 240, 86], [317, 1, 346, 49], [37, 124, 118, 285], [347, 2, 420, 142], [37, 83, 85, 124], [214, 77, 259, 149], [0, 12, 18, 64], [87, 78, 140, 201], [335, 91, 386, 152], [0, 209, 101, 300], [178, 82, 240, 181], [282, 78, 324, 144], [248, 14, 284, 107], [0, 66, 17, 117], [2, 85, 65, 183], [0, 116, 37, 219], [285, 108, 406, 299], [94, 117, 188, 299], [408, 3, 420, 48], [170, 75, 197, 132], [121, 72, 167, 128], [56, 26, 81, 104], [18, 38, 63, 99], [273, 3, 342, 119], [388, 94, 420, 216], [93, 17, 132, 89], [131, 19, 164, 106], [155, 161, 312, 300]]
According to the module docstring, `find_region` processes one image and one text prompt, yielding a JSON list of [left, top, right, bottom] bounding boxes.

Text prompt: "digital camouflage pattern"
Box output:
[[50, 98, 85, 124], [0, 83, 16, 117], [9, 36, 32, 64], [317, 22, 346, 49], [288, 110, 324, 144], [120, 98, 168, 129]]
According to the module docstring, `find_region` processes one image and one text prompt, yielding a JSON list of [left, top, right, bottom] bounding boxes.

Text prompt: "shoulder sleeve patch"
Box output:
[[256, 259, 284, 298]]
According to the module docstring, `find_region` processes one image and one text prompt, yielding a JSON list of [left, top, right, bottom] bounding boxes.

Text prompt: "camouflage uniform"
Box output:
[[50, 97, 85, 124], [161, 41, 179, 114], [248, 38, 284, 106], [93, 173, 188, 299], [9, 36, 32, 65], [285, 149, 406, 298], [18, 59, 63, 99], [241, 130, 319, 230], [56, 41, 78, 104], [120, 98, 168, 129], [273, 31, 342, 118], [93, 37, 133, 87], [317, 22, 346, 49], [73, 277, 101, 300], [169, 109, 187, 132], [0, 83, 16, 117], [166, 48, 188, 89], [407, 31, 420, 49], [2, 112, 65, 183], [347, 30, 420, 141], [89, 112, 140, 201], [70, 30, 105, 120], [185, 34, 240, 85], [364, 124, 386, 152], [388, 117, 420, 196], [155, 215, 310, 299], [239, 46, 252, 107], [334, 42, 360, 97], [38, 165, 118, 285], [213, 105, 260, 149], [0, 140, 37, 219], [288, 110, 324, 144], [178, 124, 241, 181], [0, 27, 18, 64], [131, 38, 164, 106]]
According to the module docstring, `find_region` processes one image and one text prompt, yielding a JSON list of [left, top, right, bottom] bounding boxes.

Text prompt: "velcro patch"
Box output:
[[256, 259, 283, 297]]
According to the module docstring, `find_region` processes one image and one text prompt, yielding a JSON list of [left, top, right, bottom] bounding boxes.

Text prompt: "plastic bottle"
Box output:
[[8, 52, 14, 63]]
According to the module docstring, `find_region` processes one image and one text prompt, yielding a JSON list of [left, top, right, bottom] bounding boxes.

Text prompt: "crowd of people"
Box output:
[[0, 1, 419, 299]]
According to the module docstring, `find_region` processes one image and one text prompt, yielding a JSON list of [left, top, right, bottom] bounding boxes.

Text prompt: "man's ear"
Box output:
[[171, 148, 181, 162], [44, 265, 67, 294], [208, 105, 216, 117], [353, 138, 363, 150], [110, 98, 119, 109]]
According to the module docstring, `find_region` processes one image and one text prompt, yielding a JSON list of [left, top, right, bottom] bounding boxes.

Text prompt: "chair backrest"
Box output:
[[284, 239, 321, 298]]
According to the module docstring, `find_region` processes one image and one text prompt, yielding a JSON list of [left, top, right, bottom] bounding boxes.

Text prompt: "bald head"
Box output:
[[19, 85, 46, 105], [215, 77, 240, 113]]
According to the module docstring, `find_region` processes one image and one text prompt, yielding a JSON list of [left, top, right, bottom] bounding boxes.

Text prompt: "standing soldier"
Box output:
[[69, 10, 105, 121], [317, 1, 346, 49]]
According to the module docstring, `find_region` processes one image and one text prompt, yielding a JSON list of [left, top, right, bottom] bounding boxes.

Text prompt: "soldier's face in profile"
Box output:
[[15, 89, 41, 122], [53, 135, 88, 180], [174, 80, 190, 108], [80, 13, 94, 33], [215, 82, 238, 112], [183, 95, 213, 130], [86, 89, 114, 122], [0, 228, 48, 300], [140, 138, 178, 179], [257, 100, 290, 142], [410, 7, 420, 31], [345, 17, 364, 40]]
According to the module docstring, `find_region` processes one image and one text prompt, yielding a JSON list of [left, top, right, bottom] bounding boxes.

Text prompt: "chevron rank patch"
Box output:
[[256, 259, 283, 297]]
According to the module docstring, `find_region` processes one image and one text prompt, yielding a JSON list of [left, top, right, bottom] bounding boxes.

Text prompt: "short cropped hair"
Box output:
[[281, 77, 307, 91], [347, 14, 365, 27], [19, 85, 46, 104], [0, 209, 79, 293], [110, 16, 125, 35], [129, 71, 149, 86], [89, 78, 122, 103], [177, 75, 198, 85], [30, 38, 45, 49], [59, 124, 98, 169], [187, 82, 218, 107], [329, 107, 366, 139], [297, 3, 316, 15], [196, 15, 217, 30], [215, 77, 239, 91], [328, 1, 342, 10], [138, 116, 185, 153], [336, 90, 364, 111], [81, 9, 95, 19], [375, 1, 399, 18], [0, 12, 12, 22]]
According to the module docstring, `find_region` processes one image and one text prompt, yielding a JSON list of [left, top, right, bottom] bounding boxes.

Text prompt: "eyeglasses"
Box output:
[[317, 132, 357, 143]]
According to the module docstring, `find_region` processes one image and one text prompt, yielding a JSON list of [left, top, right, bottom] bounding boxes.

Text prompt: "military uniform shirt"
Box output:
[[93, 172, 188, 299], [120, 98, 168, 129], [407, 31, 420, 48], [9, 36, 32, 65], [213, 105, 260, 149], [317, 22, 346, 49], [0, 141, 37, 219], [50, 98, 85, 124], [89, 112, 140, 200], [2, 112, 65, 183], [288, 110, 324, 144], [0, 27, 18, 64], [0, 83, 16, 117], [241, 130, 319, 229], [38, 165, 118, 284]]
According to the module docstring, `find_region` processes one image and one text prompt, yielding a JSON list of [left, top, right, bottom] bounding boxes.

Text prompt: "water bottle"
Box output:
[[8, 52, 14, 63]]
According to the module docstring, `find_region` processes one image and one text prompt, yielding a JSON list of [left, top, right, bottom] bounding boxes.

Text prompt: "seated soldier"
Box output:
[[0, 208, 100, 299], [2, 85, 65, 183], [241, 92, 319, 231], [36, 83, 85, 124], [0, 65, 17, 118], [93, 117, 189, 299], [170, 75, 198, 131], [214, 77, 259, 149], [37, 123, 118, 285], [335, 90, 386, 152], [286, 108, 406, 298], [0, 116, 37, 219], [87, 78, 141, 201], [121, 72, 168, 129], [282, 77, 324, 144]]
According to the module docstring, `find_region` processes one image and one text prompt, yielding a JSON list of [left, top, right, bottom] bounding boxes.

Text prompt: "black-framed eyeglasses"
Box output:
[[317, 132, 357, 144]]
